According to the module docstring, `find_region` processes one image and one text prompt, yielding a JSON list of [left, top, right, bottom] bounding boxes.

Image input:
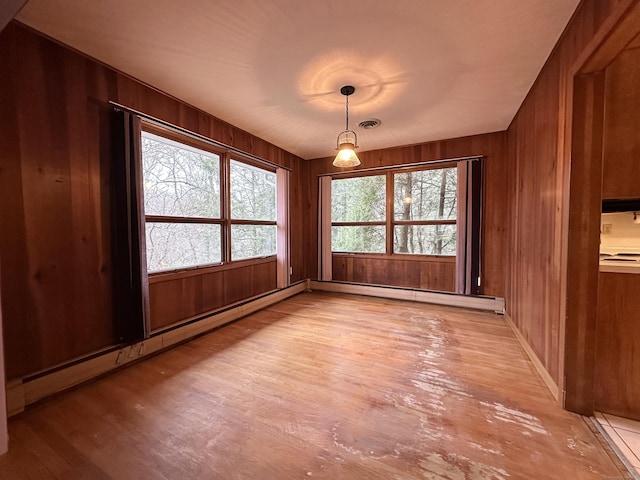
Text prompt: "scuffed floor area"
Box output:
[[0, 292, 629, 479]]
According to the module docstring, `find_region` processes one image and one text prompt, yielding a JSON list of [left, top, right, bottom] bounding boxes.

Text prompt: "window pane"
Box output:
[[142, 132, 220, 218], [331, 226, 386, 253], [231, 225, 277, 260], [145, 222, 221, 272], [230, 160, 276, 221], [394, 224, 456, 255], [332, 175, 386, 222], [394, 168, 457, 221]]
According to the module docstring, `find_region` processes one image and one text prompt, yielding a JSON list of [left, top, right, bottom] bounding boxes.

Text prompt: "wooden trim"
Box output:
[[578, 0, 640, 74], [385, 171, 393, 255], [5, 282, 308, 416], [145, 216, 223, 224], [561, 0, 640, 414], [0, 262, 7, 454], [141, 122, 227, 157], [230, 219, 277, 226], [276, 168, 290, 289], [148, 256, 276, 283], [319, 177, 332, 280], [0, 0, 27, 34], [113, 102, 290, 172], [332, 252, 455, 262], [320, 157, 478, 178], [331, 221, 386, 227], [309, 280, 505, 314], [392, 219, 457, 226], [504, 314, 560, 402]]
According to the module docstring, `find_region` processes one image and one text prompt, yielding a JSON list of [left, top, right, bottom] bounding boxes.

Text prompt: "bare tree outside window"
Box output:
[[329, 166, 457, 256], [331, 175, 386, 253], [141, 131, 280, 272], [230, 160, 277, 260], [393, 168, 457, 255], [142, 132, 221, 271]]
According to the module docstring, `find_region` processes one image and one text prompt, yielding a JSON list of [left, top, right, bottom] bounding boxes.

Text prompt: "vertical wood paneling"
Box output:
[[505, 0, 625, 397], [148, 261, 277, 332], [0, 26, 118, 377], [602, 46, 640, 199], [305, 132, 508, 297], [564, 72, 606, 414], [0, 22, 303, 379], [0, 264, 7, 454], [331, 256, 455, 292], [595, 272, 640, 420]]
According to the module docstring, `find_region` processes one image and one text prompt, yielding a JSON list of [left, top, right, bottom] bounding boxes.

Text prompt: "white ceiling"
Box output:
[[16, 0, 580, 160]]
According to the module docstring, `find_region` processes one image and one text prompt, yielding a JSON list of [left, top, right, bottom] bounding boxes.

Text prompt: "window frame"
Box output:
[[141, 123, 278, 275], [329, 162, 458, 257], [227, 156, 278, 262], [330, 172, 387, 254], [391, 164, 458, 257]]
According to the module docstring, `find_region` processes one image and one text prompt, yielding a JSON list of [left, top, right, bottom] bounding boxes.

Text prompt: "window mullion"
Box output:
[[222, 153, 231, 264], [386, 171, 394, 255]]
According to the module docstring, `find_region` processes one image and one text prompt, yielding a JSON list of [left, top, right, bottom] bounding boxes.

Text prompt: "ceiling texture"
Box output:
[[16, 0, 580, 160]]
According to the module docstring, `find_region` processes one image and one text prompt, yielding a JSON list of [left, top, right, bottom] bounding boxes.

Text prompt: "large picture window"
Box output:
[[329, 166, 457, 256], [142, 131, 222, 271], [393, 168, 457, 255], [331, 175, 386, 253], [141, 128, 278, 273]]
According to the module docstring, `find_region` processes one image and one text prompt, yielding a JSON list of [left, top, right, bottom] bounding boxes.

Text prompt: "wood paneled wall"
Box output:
[[595, 272, 640, 420], [332, 255, 455, 292], [506, 0, 632, 400], [149, 260, 276, 332], [304, 132, 508, 298], [0, 23, 304, 379], [602, 45, 640, 199]]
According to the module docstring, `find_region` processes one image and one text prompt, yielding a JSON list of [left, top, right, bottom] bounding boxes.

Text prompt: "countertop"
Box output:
[[599, 261, 640, 274]]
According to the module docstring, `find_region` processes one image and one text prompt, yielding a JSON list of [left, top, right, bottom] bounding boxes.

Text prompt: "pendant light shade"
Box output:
[[333, 86, 361, 167]]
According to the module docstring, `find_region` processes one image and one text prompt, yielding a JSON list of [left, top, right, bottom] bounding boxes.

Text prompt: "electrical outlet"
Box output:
[[602, 224, 612, 235]]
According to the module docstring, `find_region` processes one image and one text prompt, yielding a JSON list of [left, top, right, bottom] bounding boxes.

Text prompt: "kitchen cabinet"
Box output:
[[594, 271, 640, 420], [602, 46, 640, 200]]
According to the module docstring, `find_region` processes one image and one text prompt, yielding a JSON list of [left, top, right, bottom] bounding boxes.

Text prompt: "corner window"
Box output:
[[141, 128, 279, 273]]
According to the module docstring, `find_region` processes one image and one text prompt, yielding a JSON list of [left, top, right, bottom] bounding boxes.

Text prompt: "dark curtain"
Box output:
[[110, 110, 150, 342]]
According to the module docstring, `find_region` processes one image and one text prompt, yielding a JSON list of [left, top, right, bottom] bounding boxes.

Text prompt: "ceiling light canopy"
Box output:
[[333, 85, 360, 168]]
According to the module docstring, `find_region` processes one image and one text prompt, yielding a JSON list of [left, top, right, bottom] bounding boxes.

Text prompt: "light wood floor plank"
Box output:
[[0, 292, 629, 479]]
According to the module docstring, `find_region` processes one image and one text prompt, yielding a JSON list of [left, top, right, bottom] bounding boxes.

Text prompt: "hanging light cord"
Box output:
[[345, 94, 350, 131]]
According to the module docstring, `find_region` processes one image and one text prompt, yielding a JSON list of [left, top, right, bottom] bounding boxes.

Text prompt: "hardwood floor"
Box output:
[[0, 292, 628, 479]]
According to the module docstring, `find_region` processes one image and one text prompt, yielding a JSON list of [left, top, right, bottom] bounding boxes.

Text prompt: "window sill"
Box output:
[[149, 255, 277, 283], [332, 252, 455, 262]]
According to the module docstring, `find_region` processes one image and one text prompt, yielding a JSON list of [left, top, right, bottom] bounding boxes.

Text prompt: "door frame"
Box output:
[[561, 0, 640, 413]]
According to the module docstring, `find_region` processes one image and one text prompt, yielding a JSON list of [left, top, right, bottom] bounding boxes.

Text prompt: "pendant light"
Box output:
[[333, 85, 361, 167]]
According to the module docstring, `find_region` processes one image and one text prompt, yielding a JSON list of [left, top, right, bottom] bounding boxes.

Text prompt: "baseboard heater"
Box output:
[[6, 279, 505, 415], [310, 280, 506, 314], [5, 281, 308, 416]]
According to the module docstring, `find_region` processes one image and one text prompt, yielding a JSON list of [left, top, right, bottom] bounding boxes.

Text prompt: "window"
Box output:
[[229, 160, 277, 260], [142, 131, 222, 271], [141, 129, 278, 273], [331, 175, 386, 253], [393, 168, 457, 255], [329, 166, 457, 256]]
